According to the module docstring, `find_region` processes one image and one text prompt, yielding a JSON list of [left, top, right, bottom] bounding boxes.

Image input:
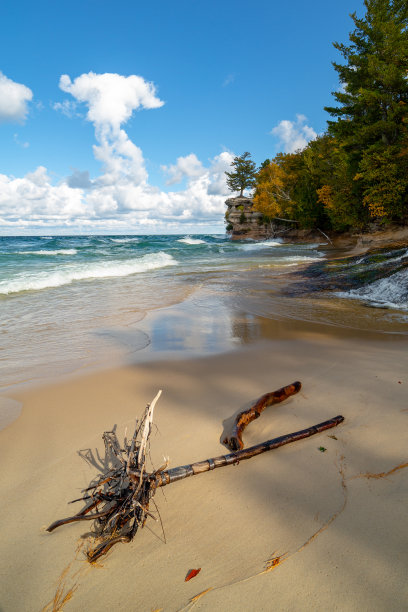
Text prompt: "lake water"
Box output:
[[1, 234, 407, 392]]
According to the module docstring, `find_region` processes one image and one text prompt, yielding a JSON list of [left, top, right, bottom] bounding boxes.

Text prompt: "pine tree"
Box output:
[[225, 152, 257, 196], [325, 0, 408, 221], [325, 0, 408, 150]]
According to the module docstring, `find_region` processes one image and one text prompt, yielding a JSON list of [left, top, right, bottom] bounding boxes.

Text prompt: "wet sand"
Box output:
[[0, 318, 407, 611]]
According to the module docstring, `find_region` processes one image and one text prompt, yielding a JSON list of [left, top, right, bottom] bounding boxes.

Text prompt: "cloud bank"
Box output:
[[271, 114, 317, 153], [0, 72, 234, 234], [0, 72, 33, 122]]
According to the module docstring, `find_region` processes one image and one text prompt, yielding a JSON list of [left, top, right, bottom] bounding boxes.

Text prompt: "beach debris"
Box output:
[[185, 568, 201, 582], [46, 386, 344, 561], [264, 553, 287, 572], [318, 446, 327, 452], [223, 381, 302, 451], [188, 588, 213, 604]]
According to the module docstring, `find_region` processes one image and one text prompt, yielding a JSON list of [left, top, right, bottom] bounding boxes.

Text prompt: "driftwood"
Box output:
[[223, 381, 301, 451], [46, 387, 344, 561], [150, 414, 343, 486]]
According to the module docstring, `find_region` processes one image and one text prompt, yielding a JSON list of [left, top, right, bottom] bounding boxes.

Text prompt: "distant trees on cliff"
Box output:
[[247, 0, 408, 231]]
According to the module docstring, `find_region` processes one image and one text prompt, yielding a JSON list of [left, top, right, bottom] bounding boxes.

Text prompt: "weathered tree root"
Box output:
[[46, 387, 344, 562], [223, 381, 302, 451]]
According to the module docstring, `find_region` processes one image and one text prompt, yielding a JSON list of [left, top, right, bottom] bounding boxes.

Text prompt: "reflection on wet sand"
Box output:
[[111, 287, 407, 365]]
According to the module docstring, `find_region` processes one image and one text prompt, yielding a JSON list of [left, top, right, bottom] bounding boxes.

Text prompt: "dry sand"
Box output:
[[0, 327, 407, 611]]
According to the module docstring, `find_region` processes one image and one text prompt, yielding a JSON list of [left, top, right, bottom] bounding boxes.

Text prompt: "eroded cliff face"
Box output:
[[225, 196, 272, 240], [225, 196, 408, 250], [225, 196, 327, 243]]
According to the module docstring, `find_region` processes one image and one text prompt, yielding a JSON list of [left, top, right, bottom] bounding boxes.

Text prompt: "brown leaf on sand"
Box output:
[[264, 552, 287, 573], [185, 568, 201, 582]]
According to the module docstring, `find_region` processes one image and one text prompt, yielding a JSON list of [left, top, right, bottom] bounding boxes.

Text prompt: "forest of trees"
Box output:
[[232, 0, 408, 231]]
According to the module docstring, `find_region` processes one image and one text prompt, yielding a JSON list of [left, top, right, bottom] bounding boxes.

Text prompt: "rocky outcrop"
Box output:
[[225, 196, 408, 250], [225, 196, 271, 240], [225, 196, 325, 243]]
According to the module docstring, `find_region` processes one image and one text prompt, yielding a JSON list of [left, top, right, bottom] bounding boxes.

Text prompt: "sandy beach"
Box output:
[[0, 316, 407, 611], [2, 0, 408, 608]]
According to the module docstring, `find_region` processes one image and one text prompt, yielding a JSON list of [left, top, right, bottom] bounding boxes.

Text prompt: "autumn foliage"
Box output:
[[251, 0, 408, 231]]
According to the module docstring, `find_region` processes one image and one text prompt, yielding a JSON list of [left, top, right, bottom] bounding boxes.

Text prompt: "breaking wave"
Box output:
[[240, 239, 284, 250], [0, 252, 176, 295], [177, 237, 206, 245], [337, 268, 408, 310], [17, 249, 78, 256], [109, 237, 139, 244]]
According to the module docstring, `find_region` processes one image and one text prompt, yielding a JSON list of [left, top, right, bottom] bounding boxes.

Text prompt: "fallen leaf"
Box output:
[[263, 551, 288, 573], [265, 555, 282, 571], [318, 446, 327, 452], [185, 568, 201, 582]]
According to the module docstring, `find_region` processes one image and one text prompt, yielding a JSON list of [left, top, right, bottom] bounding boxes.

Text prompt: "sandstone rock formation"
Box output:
[[225, 196, 272, 240]]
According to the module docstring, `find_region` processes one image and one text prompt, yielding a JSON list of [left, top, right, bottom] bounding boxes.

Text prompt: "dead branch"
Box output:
[[223, 381, 301, 451], [316, 228, 334, 246], [272, 217, 299, 223], [46, 388, 344, 562], [151, 415, 344, 487]]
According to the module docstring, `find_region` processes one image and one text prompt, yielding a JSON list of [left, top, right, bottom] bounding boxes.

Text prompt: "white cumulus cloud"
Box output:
[[0, 72, 33, 122], [0, 72, 233, 234], [207, 151, 235, 196], [59, 72, 164, 129], [60, 72, 165, 188], [271, 114, 317, 153], [162, 153, 205, 185]]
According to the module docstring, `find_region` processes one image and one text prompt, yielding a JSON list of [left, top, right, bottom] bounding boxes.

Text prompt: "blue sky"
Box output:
[[0, 0, 365, 234]]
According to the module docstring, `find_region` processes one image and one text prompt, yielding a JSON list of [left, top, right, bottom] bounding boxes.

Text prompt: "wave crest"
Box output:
[[17, 249, 78, 256], [177, 237, 206, 245], [0, 252, 176, 295], [337, 268, 408, 310], [240, 239, 284, 250]]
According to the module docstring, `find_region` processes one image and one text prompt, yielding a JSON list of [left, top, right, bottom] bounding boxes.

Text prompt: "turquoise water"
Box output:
[[0, 234, 406, 392], [0, 234, 323, 389], [0, 234, 323, 295]]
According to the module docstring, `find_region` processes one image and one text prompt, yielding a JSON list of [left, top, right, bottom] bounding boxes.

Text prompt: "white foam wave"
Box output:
[[281, 256, 322, 264], [177, 237, 206, 245], [110, 237, 139, 244], [336, 268, 408, 310], [0, 252, 176, 295], [355, 248, 408, 267], [241, 239, 284, 250], [18, 249, 77, 256]]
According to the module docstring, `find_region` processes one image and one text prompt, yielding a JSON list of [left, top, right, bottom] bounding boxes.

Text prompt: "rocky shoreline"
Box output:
[[225, 195, 408, 256]]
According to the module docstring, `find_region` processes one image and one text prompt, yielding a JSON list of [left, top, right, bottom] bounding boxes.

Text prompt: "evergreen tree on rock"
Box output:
[[225, 152, 257, 196]]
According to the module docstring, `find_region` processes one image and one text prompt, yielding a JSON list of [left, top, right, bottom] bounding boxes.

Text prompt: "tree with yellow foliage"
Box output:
[[253, 161, 295, 220]]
